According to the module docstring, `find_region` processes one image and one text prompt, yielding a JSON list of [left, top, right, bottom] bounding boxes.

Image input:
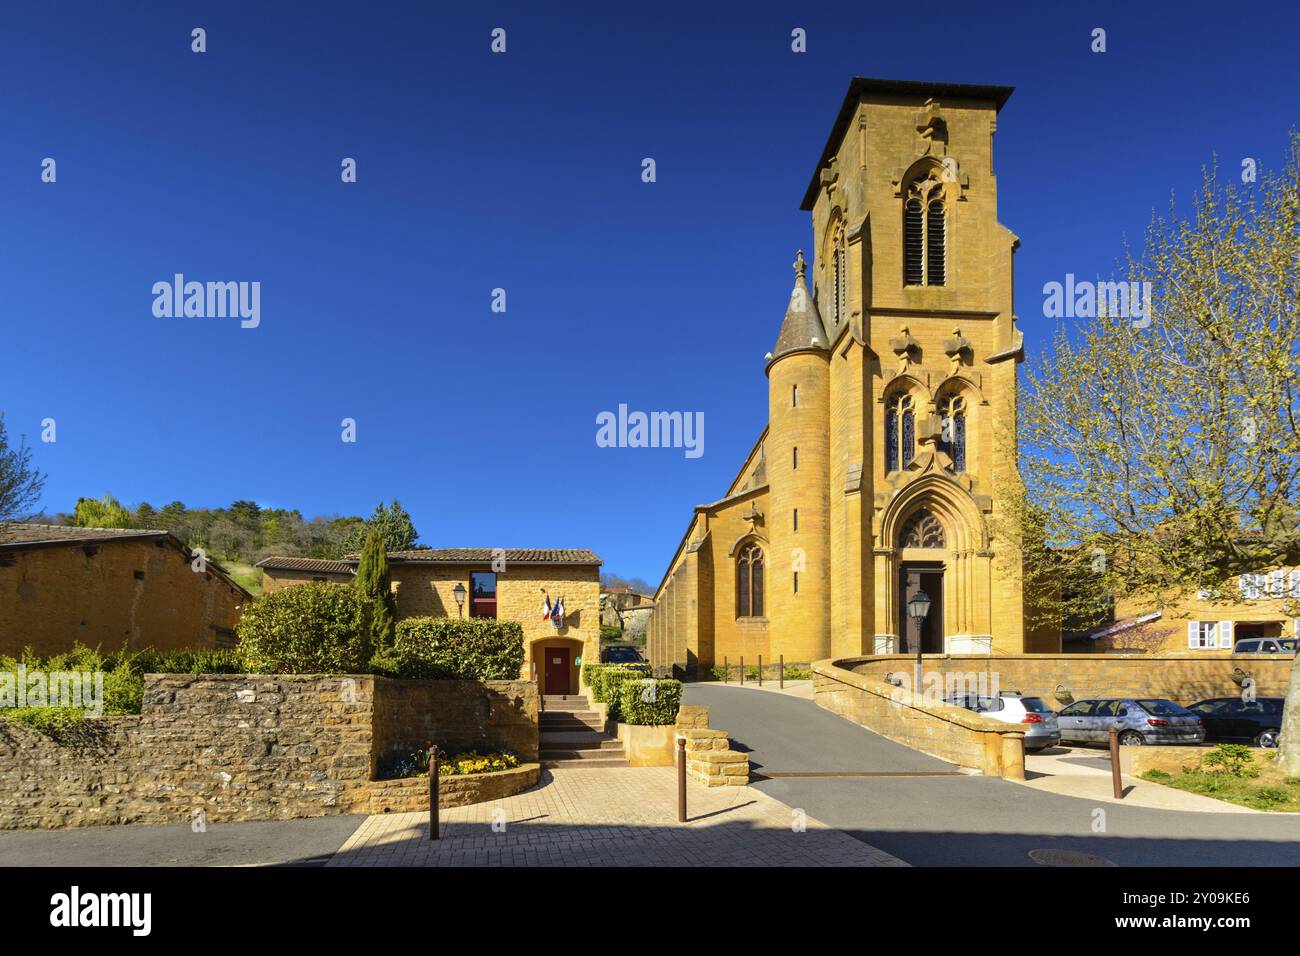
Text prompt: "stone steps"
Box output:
[[539, 693, 627, 767]]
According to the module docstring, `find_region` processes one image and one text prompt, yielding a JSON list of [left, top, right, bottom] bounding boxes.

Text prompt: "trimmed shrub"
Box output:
[[374, 617, 524, 681], [585, 665, 645, 721], [1201, 743, 1261, 778], [237, 582, 374, 674], [618, 678, 682, 726]]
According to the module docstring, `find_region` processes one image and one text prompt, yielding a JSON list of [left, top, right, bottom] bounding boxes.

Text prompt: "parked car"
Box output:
[[944, 692, 1061, 751], [1233, 638, 1296, 655], [1056, 698, 1205, 746], [600, 644, 646, 665], [1187, 697, 1284, 748]]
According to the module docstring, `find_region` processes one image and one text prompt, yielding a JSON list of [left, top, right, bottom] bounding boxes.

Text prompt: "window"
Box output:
[[1188, 620, 1230, 649], [885, 392, 915, 472], [793, 571, 799, 594], [899, 508, 945, 548], [1240, 574, 1267, 599], [1059, 701, 1095, 717], [792, 447, 798, 470], [793, 509, 799, 532], [736, 544, 764, 617], [904, 200, 924, 285], [831, 220, 848, 325], [792, 384, 798, 408], [937, 393, 967, 472], [927, 200, 946, 285], [470, 571, 497, 619], [904, 173, 946, 287]]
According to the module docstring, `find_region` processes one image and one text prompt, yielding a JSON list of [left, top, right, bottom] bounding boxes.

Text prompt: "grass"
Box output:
[[221, 561, 263, 597], [1140, 749, 1300, 812]]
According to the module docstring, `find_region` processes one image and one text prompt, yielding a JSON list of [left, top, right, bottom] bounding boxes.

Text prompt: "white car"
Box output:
[[944, 692, 1061, 751]]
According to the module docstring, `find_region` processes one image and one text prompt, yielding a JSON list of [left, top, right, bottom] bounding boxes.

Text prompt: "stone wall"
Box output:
[[371, 678, 538, 770], [0, 673, 538, 830], [366, 763, 540, 813], [838, 653, 1294, 706], [682, 729, 749, 787], [813, 659, 1026, 778]]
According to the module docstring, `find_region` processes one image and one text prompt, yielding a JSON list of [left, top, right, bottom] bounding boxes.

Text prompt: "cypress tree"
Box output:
[[354, 529, 397, 649]]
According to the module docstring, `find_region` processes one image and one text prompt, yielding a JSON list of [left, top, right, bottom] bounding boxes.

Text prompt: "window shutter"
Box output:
[[1219, 621, 1233, 648], [1187, 621, 1198, 649], [1289, 570, 1300, 599], [1270, 571, 1286, 597]]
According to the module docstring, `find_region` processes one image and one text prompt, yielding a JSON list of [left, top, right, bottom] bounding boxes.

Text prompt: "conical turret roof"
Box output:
[[770, 250, 829, 364]]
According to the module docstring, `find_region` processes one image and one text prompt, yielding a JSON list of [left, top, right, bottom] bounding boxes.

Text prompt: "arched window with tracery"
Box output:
[[903, 173, 946, 287], [886, 392, 915, 473], [736, 544, 764, 618], [937, 393, 967, 472], [899, 509, 946, 549]]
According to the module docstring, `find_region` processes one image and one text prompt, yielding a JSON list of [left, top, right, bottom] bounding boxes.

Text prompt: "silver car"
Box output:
[[945, 693, 1061, 751], [1056, 698, 1205, 746]]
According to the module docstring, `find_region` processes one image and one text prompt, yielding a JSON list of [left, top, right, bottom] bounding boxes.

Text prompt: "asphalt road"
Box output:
[[0, 815, 365, 867], [685, 683, 1300, 867]]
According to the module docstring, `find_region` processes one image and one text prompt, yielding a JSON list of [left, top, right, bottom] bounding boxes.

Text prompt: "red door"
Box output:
[[544, 647, 571, 695]]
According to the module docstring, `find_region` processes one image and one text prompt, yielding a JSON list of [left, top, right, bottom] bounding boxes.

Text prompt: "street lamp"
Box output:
[[907, 590, 931, 699], [453, 582, 467, 619]]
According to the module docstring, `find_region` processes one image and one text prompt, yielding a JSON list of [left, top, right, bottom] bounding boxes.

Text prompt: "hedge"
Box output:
[[584, 664, 648, 721], [370, 616, 524, 681], [0, 643, 246, 733], [618, 678, 682, 726], [237, 582, 374, 673]]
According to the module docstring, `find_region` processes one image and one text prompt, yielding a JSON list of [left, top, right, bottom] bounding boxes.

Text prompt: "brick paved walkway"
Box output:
[[327, 766, 905, 866]]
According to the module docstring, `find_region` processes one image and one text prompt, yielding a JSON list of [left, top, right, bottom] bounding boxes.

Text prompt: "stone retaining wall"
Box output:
[[0, 674, 538, 829], [366, 764, 541, 813], [839, 653, 1294, 707], [813, 660, 1025, 778]]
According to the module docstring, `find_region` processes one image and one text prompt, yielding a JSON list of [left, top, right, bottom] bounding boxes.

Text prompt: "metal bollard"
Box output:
[[724, 656, 728, 684], [740, 656, 744, 686], [428, 742, 440, 839], [758, 654, 763, 687], [780, 654, 784, 689], [1108, 726, 1124, 799], [677, 736, 687, 823]]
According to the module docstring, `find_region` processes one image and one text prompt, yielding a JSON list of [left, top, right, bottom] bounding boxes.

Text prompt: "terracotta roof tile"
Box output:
[[255, 556, 356, 575]]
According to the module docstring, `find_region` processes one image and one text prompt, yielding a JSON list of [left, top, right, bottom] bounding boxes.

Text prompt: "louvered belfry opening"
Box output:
[[927, 199, 946, 285], [904, 198, 925, 285]]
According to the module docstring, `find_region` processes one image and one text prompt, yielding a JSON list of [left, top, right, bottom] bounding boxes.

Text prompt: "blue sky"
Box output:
[[3, 0, 1297, 585]]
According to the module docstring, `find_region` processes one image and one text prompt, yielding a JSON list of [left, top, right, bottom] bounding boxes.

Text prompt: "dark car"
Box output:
[[1187, 697, 1284, 748], [600, 645, 646, 665], [1056, 698, 1204, 746]]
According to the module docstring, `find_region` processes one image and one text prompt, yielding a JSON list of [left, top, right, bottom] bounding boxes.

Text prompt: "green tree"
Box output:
[[133, 502, 158, 528], [1003, 131, 1300, 771], [72, 493, 133, 528], [0, 414, 45, 524], [353, 529, 397, 648], [350, 500, 418, 553]]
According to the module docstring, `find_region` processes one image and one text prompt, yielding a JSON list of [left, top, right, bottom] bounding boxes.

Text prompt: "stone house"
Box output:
[[257, 548, 602, 695], [651, 77, 1051, 679], [1072, 569, 1300, 654], [0, 523, 250, 657]]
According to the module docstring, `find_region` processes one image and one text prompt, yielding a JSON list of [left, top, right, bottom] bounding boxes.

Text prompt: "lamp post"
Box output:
[[907, 590, 931, 699], [453, 582, 467, 619]]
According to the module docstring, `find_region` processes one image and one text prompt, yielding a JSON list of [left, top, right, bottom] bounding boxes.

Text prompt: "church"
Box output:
[[649, 78, 1061, 678]]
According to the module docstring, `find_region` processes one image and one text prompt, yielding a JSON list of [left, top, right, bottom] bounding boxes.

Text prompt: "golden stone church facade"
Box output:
[[649, 78, 1060, 678]]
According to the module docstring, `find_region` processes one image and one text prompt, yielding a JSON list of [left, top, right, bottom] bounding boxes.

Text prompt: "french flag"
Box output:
[[541, 594, 552, 621], [552, 595, 565, 624]]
